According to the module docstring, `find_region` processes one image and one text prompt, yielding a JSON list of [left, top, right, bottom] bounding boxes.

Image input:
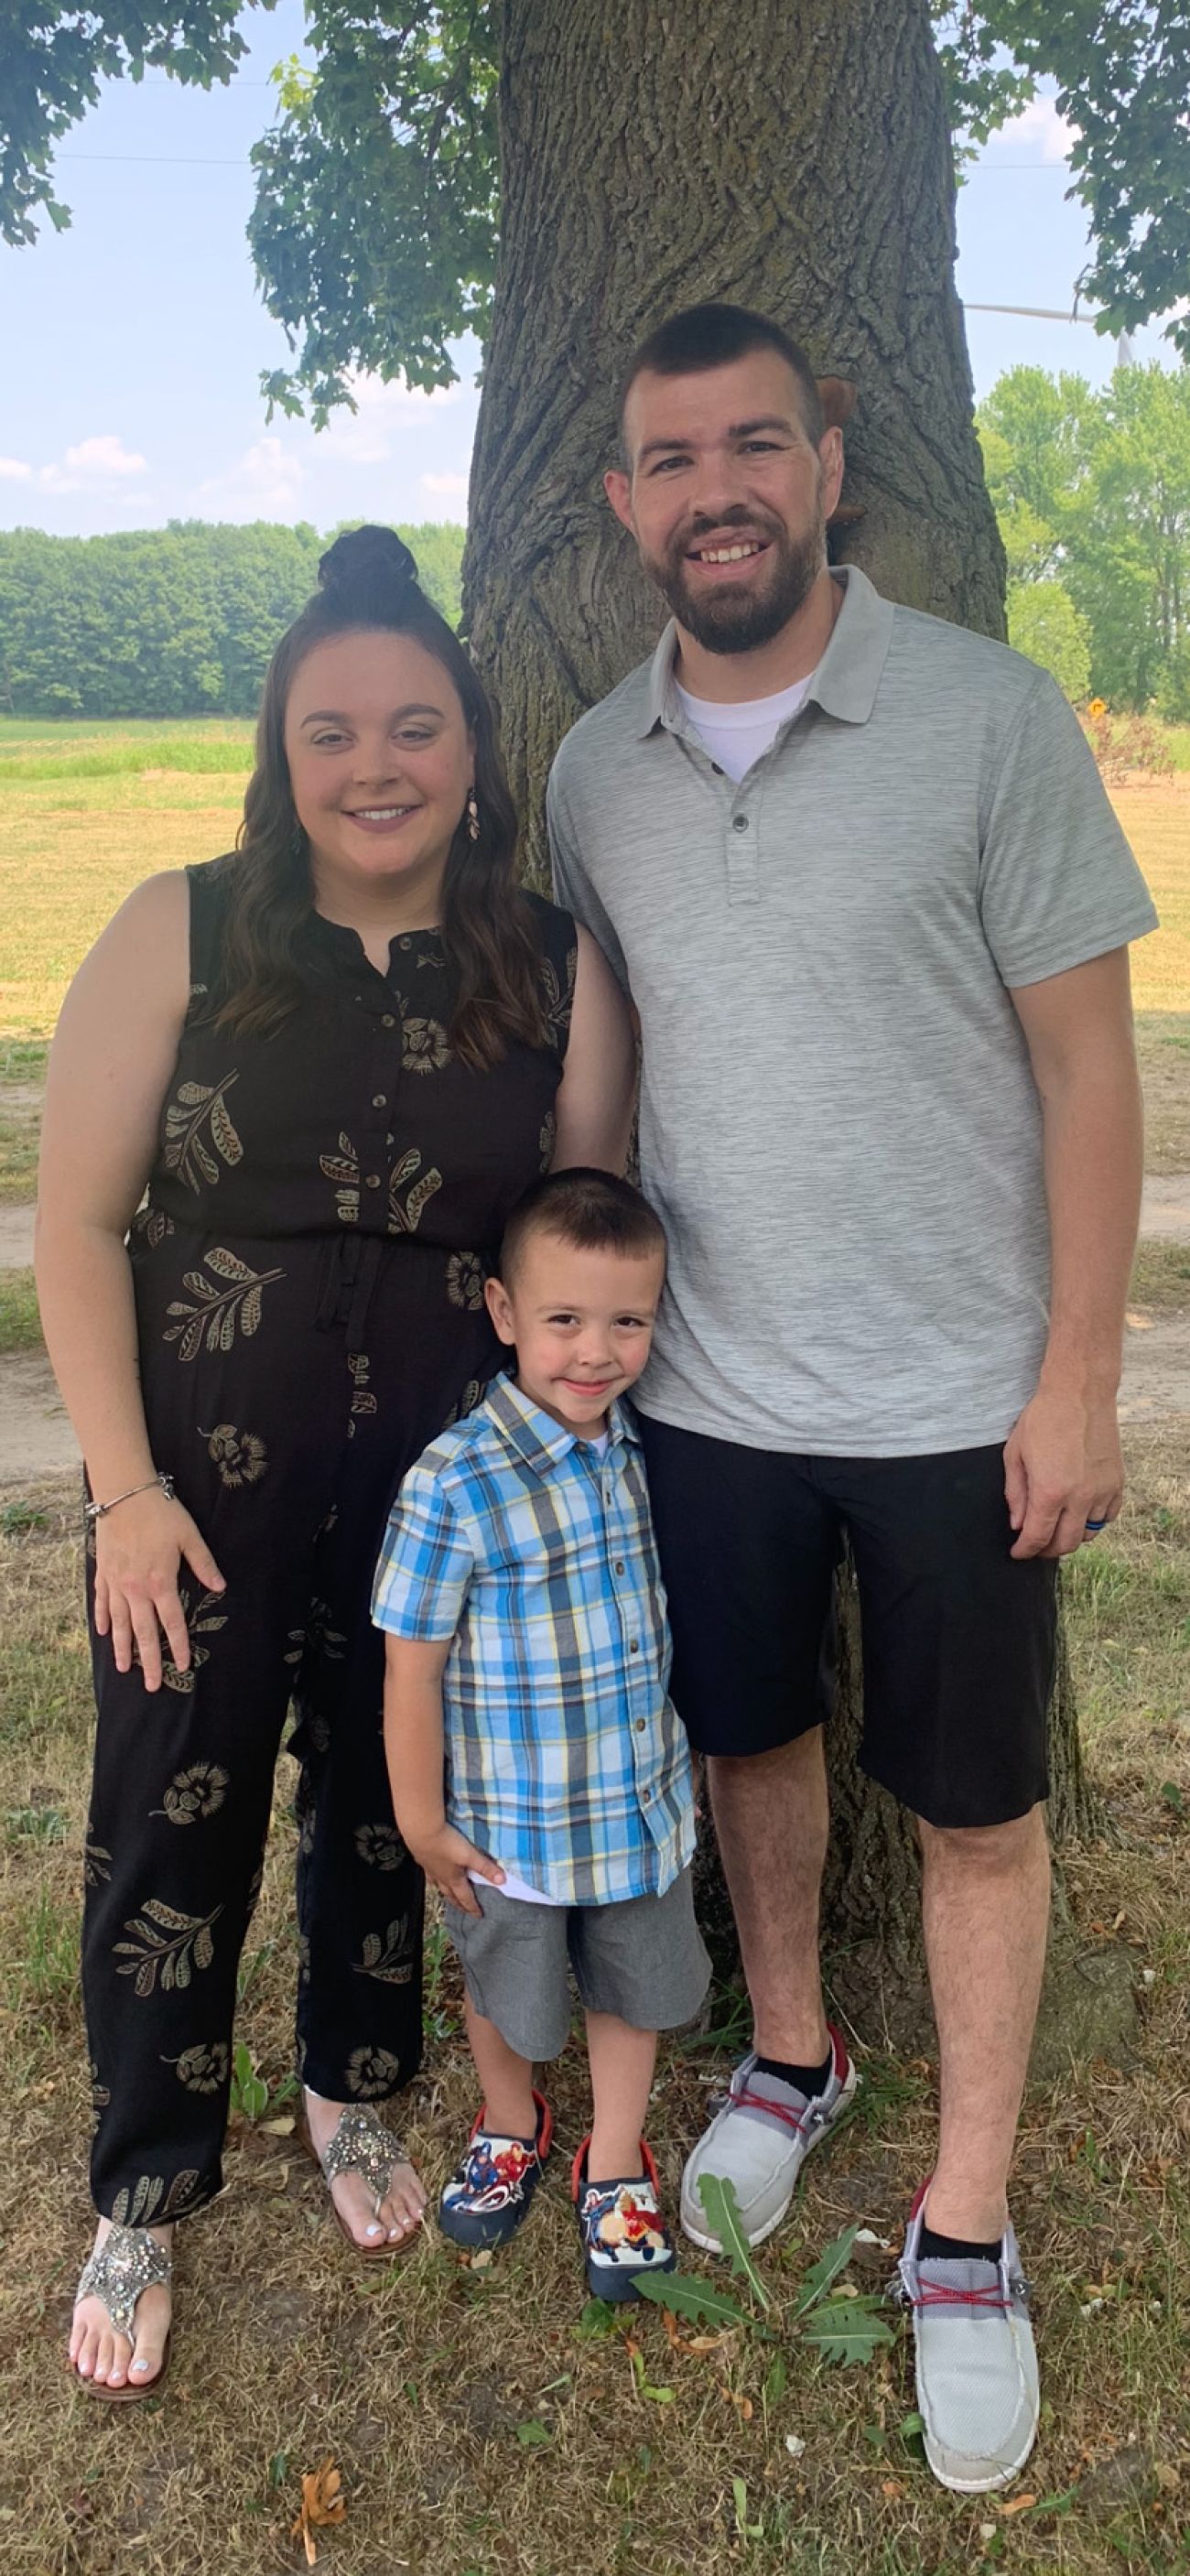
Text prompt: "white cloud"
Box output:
[[0, 456, 33, 482], [191, 434, 308, 522], [421, 471, 469, 501], [319, 373, 462, 466], [992, 97, 1079, 163], [38, 435, 147, 493]]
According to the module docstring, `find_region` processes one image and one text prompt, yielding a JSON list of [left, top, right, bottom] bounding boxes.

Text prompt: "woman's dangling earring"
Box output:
[[466, 788, 481, 844]]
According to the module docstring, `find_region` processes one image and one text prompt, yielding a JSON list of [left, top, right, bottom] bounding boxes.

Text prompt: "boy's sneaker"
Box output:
[[438, 2091, 553, 2251], [894, 2181, 1040, 2494], [572, 2138, 676, 2302], [680, 2027, 857, 2251]]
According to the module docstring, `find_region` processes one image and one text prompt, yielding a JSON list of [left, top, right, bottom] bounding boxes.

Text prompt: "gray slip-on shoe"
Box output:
[[680, 2026, 858, 2252], [894, 2183, 1040, 2495]]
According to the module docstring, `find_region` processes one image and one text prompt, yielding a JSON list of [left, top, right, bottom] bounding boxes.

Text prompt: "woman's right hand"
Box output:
[[93, 1488, 226, 1692]]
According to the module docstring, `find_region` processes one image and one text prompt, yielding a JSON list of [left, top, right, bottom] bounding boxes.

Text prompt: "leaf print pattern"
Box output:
[[114, 1897, 223, 1998], [538, 1109, 557, 1172], [83, 1825, 112, 1886], [354, 1823, 407, 1872], [402, 1015, 451, 1075], [168, 2041, 229, 2094], [446, 1250, 484, 1312], [157, 1587, 228, 1694], [133, 1203, 175, 1250], [388, 1146, 442, 1236], [151, 1762, 229, 1824], [163, 1074, 243, 1193], [354, 1918, 416, 1986], [163, 1248, 284, 1363], [443, 1375, 486, 1429], [320, 1132, 360, 1224], [200, 1423, 268, 1487], [346, 2045, 403, 2100], [112, 2169, 202, 2227], [540, 940, 578, 1043], [90, 2060, 112, 2137]]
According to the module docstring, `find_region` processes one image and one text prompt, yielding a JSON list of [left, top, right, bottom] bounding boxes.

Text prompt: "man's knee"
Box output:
[[916, 1802, 1049, 1875]]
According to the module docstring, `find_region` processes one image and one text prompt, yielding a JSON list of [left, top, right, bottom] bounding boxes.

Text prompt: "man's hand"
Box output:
[[406, 1820, 506, 1916], [1003, 1384, 1125, 1560]]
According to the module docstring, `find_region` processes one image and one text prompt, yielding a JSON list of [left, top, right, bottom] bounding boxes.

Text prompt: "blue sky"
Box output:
[[0, 10, 1180, 539]]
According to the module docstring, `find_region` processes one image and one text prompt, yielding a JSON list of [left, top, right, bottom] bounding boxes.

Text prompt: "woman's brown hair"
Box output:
[[216, 525, 549, 1070]]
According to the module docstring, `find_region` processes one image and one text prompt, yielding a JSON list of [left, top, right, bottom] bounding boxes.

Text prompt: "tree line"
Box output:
[[2, 360, 1187, 724], [0, 519, 464, 720], [979, 363, 1190, 719]]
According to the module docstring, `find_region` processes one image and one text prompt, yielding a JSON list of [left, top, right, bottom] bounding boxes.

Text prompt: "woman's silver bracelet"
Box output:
[[84, 1471, 176, 1526]]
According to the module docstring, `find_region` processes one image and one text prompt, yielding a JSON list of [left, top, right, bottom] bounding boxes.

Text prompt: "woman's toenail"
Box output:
[[365, 2221, 383, 2237], [132, 2358, 149, 2372]]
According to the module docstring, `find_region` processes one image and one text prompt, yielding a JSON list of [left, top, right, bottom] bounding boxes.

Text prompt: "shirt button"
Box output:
[[634, 1717, 646, 1733], [629, 1639, 640, 1654], [399, 936, 412, 949], [372, 1094, 386, 1109], [382, 1012, 396, 1029], [732, 814, 750, 833], [642, 1788, 651, 1803], [365, 1174, 382, 1189], [613, 1560, 625, 1575]]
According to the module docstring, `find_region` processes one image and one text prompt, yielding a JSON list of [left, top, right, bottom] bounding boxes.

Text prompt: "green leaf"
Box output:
[[629, 2348, 675, 2405], [732, 2476, 763, 2538], [633, 2270, 758, 2334], [800, 2295, 896, 2367], [515, 2419, 551, 2447], [573, 2297, 619, 2340], [793, 2224, 860, 2318], [763, 2352, 787, 2411], [696, 2175, 772, 2312]]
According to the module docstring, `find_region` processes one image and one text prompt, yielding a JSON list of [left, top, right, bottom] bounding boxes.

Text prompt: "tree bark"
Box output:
[[463, 0, 1131, 2063]]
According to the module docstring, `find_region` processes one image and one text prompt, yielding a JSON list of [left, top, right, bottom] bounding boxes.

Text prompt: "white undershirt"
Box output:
[[675, 671, 816, 783]]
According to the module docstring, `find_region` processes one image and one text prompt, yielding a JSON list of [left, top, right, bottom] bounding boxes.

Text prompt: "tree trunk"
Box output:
[[465, 0, 1005, 885], [463, 0, 1133, 2064]]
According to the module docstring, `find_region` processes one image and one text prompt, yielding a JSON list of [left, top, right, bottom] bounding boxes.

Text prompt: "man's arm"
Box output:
[[1005, 946, 1143, 1560]]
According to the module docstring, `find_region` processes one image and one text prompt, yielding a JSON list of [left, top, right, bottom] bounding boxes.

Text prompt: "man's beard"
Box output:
[[649, 501, 826, 655]]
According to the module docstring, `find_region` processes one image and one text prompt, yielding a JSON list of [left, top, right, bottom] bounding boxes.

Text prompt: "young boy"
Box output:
[[373, 1169, 709, 2300]]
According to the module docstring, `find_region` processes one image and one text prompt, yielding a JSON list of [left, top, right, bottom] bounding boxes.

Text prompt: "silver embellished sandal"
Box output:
[[72, 2224, 172, 2401], [298, 2100, 421, 2263]]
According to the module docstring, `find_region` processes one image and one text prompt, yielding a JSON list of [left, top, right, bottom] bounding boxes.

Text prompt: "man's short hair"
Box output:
[[499, 1169, 667, 1286], [619, 302, 825, 456]]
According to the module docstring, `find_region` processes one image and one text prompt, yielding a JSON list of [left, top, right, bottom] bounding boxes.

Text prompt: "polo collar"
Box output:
[[638, 563, 894, 739], [482, 1370, 640, 1477]]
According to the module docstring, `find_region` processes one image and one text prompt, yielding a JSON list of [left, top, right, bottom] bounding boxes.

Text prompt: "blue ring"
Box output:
[[1084, 1517, 1108, 1532]]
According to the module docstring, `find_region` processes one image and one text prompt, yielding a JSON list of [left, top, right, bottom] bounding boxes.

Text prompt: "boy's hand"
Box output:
[[409, 1822, 505, 1916]]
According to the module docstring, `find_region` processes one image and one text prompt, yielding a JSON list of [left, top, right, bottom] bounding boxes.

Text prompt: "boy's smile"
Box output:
[[484, 1235, 666, 1440]]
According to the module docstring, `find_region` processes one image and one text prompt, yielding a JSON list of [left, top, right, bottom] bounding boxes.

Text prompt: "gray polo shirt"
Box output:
[[548, 567, 1159, 1456]]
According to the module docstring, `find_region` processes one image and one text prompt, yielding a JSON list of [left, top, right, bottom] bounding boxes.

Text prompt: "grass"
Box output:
[[0, 1435, 1185, 2572], [0, 1269, 41, 1353]]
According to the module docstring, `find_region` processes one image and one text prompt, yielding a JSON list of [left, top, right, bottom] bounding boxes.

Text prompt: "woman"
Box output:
[[36, 526, 635, 2397]]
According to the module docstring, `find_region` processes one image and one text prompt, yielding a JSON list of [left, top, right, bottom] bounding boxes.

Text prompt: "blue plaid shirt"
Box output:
[[372, 1373, 695, 1906]]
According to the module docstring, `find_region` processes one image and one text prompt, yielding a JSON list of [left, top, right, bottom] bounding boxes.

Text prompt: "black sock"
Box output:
[[918, 2221, 1003, 2264], [752, 2048, 833, 2100]]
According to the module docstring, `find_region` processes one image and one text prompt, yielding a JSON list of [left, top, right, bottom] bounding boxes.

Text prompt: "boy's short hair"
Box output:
[[619, 301, 825, 451], [499, 1169, 666, 1285]]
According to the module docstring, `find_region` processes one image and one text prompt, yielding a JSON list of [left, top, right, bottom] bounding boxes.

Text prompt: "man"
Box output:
[[547, 302, 1157, 2495]]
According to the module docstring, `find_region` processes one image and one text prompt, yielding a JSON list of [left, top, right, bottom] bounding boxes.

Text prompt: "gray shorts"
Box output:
[[443, 1867, 710, 2062]]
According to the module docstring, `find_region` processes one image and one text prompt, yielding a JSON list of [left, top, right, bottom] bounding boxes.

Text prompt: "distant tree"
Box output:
[[1007, 580, 1092, 702], [980, 364, 1190, 710]]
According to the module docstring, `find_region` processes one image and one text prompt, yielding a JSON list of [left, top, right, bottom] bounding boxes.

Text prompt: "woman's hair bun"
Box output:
[[317, 525, 419, 614]]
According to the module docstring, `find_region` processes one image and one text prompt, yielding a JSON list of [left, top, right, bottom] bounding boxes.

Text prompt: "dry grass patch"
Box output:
[[1116, 785, 1189, 1020], [1, 1443, 1187, 2576]]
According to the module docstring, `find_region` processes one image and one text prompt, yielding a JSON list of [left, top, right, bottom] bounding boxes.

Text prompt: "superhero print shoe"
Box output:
[[572, 2137, 676, 2303], [438, 2091, 553, 2251]]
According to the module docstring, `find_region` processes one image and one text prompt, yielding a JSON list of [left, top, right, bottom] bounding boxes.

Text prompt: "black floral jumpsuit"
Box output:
[[82, 857, 576, 2226]]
